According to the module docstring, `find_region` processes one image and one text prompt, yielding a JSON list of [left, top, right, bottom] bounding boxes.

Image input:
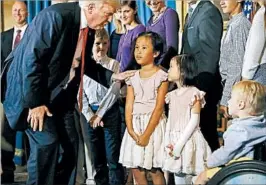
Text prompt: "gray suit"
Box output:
[[181, 0, 223, 151]]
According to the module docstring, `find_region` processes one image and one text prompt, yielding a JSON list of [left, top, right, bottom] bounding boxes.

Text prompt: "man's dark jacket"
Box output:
[[2, 2, 113, 130]]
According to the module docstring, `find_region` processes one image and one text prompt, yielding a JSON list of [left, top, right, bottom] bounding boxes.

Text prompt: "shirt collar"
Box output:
[[95, 55, 109, 64], [14, 24, 27, 32], [190, 1, 200, 13]]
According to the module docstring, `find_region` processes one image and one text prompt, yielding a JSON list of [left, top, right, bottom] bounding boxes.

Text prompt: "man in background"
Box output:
[[1, 1, 28, 183], [181, 0, 223, 151]]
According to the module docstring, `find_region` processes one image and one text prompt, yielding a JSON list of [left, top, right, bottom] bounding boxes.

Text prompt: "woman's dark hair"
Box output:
[[121, 0, 142, 24], [172, 54, 198, 86]]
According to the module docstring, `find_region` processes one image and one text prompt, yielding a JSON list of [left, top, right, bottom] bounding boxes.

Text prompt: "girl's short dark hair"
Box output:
[[127, 32, 163, 69], [172, 54, 198, 86], [136, 31, 164, 59]]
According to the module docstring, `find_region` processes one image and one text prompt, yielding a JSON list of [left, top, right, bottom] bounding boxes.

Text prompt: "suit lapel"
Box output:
[[186, 1, 205, 28], [6, 28, 14, 54]]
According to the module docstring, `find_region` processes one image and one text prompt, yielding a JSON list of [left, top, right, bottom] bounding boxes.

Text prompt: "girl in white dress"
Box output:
[[119, 32, 168, 185], [165, 55, 211, 184]]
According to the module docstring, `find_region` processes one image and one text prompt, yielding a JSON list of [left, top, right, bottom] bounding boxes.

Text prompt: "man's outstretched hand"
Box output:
[[111, 70, 136, 81], [27, 105, 53, 132]]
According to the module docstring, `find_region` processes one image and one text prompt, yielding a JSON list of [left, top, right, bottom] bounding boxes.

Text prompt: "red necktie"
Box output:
[[78, 28, 89, 112], [13, 29, 21, 48]]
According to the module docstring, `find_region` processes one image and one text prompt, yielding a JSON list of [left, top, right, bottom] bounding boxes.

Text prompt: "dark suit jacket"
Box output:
[[2, 2, 113, 130], [1, 28, 14, 69], [181, 0, 223, 93]]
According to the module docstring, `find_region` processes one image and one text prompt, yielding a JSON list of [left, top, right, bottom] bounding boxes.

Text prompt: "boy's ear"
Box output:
[[238, 100, 246, 110], [153, 51, 160, 58]]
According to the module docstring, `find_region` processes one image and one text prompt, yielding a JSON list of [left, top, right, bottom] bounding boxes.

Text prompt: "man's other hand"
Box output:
[[27, 105, 53, 132]]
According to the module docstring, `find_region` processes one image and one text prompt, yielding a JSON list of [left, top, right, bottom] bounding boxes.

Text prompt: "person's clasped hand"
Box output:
[[27, 105, 53, 132], [89, 115, 104, 129], [219, 105, 231, 119]]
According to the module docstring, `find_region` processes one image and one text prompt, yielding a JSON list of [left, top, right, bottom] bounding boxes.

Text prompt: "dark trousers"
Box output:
[[1, 118, 16, 182], [25, 110, 78, 185], [88, 103, 124, 185], [196, 72, 222, 151]]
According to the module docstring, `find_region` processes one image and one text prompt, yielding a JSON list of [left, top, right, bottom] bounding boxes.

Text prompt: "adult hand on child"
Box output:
[[89, 115, 104, 129], [128, 129, 139, 143], [137, 134, 150, 147], [219, 105, 230, 119], [111, 70, 136, 82]]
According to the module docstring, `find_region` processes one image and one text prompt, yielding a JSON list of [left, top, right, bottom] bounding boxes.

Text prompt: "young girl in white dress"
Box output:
[[119, 32, 168, 185], [165, 55, 211, 184]]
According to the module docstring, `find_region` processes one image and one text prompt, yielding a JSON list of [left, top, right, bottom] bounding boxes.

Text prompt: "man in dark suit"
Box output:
[[181, 0, 223, 151], [1, 1, 28, 183], [2, 1, 134, 184]]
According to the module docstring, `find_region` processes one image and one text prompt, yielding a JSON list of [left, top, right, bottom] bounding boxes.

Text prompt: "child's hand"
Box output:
[[166, 144, 174, 157], [128, 129, 139, 143], [89, 115, 104, 129], [137, 134, 150, 147], [166, 144, 180, 160], [219, 105, 231, 119]]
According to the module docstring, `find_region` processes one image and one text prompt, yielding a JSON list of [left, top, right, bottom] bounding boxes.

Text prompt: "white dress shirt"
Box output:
[[79, 56, 120, 121], [242, 6, 266, 79], [12, 24, 27, 49]]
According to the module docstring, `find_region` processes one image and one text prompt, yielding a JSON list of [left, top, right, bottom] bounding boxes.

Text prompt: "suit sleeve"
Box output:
[[22, 12, 63, 108], [198, 10, 223, 74]]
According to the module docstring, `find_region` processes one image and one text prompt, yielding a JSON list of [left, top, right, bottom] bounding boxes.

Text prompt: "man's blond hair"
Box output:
[[233, 80, 266, 116]]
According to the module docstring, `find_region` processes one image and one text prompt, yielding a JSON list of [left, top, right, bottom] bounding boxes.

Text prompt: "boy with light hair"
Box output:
[[195, 80, 266, 184]]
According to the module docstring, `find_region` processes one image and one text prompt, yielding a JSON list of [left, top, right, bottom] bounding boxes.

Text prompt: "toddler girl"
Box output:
[[165, 55, 211, 184]]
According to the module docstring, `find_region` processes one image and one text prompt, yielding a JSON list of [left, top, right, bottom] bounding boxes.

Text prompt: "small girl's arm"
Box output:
[[172, 100, 201, 157], [125, 85, 139, 142], [138, 81, 169, 146]]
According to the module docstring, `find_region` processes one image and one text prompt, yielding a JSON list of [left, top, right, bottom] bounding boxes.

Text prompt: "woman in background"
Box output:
[[109, 8, 125, 59], [145, 0, 179, 69], [116, 0, 145, 72]]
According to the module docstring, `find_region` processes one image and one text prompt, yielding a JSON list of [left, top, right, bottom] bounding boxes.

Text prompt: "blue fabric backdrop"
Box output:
[[26, 0, 51, 23]]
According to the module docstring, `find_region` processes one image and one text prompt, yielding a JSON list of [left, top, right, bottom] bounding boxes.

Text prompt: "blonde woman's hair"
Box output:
[[113, 15, 125, 34], [233, 80, 266, 116], [95, 28, 109, 40]]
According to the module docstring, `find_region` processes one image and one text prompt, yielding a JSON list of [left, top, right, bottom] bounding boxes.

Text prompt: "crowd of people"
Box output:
[[1, 0, 266, 185]]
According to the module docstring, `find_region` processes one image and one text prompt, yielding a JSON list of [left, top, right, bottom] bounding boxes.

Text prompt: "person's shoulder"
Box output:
[[1, 28, 14, 36], [231, 14, 251, 31], [158, 68, 168, 76], [108, 57, 120, 65], [164, 7, 178, 16], [37, 2, 79, 18], [199, 1, 221, 17], [135, 24, 146, 32]]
